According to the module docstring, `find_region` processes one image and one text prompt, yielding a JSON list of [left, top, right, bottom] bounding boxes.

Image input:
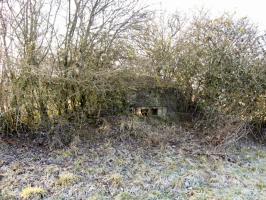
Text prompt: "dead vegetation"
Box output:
[[0, 0, 265, 145], [0, 118, 265, 199], [0, 1, 266, 198]]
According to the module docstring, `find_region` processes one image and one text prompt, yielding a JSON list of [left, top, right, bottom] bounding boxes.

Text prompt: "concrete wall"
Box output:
[[128, 87, 184, 117]]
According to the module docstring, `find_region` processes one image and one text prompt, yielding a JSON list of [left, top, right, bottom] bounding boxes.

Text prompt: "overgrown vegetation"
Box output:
[[0, 0, 265, 143]]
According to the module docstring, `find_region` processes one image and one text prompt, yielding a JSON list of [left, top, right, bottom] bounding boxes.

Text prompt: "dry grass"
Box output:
[[106, 173, 124, 188], [20, 187, 46, 199], [0, 119, 265, 199], [55, 173, 78, 187]]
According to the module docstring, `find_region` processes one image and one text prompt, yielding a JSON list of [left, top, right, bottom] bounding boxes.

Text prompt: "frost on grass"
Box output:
[[0, 124, 266, 199]]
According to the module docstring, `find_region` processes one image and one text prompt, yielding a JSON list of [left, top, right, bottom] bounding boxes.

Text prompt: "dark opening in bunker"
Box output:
[[141, 109, 149, 116], [151, 108, 158, 115]]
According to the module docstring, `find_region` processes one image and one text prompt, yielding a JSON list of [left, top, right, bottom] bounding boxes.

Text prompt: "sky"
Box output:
[[148, 0, 266, 31]]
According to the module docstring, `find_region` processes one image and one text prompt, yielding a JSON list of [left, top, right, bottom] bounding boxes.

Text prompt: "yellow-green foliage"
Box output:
[[20, 187, 46, 199], [107, 173, 123, 187], [55, 173, 78, 187]]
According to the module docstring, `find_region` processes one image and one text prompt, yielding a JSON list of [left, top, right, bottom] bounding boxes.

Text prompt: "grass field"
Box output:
[[0, 121, 266, 200]]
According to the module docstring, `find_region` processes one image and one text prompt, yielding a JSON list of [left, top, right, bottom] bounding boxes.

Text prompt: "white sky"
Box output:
[[147, 0, 266, 31]]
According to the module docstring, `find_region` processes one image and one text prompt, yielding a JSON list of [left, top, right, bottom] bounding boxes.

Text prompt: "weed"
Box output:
[[55, 173, 78, 187], [107, 173, 123, 187], [20, 187, 46, 199], [256, 181, 266, 190]]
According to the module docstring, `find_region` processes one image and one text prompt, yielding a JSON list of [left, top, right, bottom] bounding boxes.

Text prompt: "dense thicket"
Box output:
[[0, 0, 265, 137]]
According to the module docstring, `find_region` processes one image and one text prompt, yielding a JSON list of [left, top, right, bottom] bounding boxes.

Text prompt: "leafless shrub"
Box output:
[[0, 1, 265, 145], [194, 111, 253, 147]]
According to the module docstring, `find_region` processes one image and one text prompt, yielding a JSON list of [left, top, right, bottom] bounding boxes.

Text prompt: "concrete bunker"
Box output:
[[127, 84, 184, 118], [107, 73, 186, 118]]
